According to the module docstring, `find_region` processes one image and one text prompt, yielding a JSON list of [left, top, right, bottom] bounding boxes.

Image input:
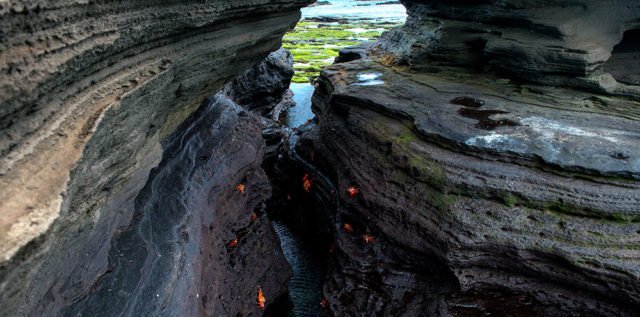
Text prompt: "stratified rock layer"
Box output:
[[374, 0, 640, 95], [312, 61, 640, 316], [305, 1, 640, 316], [60, 94, 290, 317], [0, 1, 312, 316]]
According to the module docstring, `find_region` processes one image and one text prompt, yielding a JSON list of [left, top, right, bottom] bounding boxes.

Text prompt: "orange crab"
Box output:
[[302, 174, 313, 192], [346, 186, 359, 198], [236, 183, 245, 193], [257, 286, 266, 310], [362, 234, 375, 244], [228, 238, 239, 248], [342, 223, 354, 233]]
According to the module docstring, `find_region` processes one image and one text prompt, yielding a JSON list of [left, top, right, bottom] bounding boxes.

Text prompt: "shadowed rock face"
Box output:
[[312, 65, 640, 316], [224, 48, 295, 117], [0, 0, 312, 316], [605, 29, 640, 86], [299, 1, 640, 316], [60, 95, 290, 317]]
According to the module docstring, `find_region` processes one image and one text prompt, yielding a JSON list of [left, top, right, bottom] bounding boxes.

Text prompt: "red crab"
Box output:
[[346, 186, 359, 198], [320, 298, 330, 309], [361, 234, 375, 244], [302, 174, 313, 192], [257, 286, 266, 309]]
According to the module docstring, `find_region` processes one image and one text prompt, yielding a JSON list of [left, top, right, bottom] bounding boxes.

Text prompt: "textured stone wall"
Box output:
[[0, 1, 312, 315], [304, 1, 640, 316], [224, 48, 295, 117], [373, 0, 640, 96]]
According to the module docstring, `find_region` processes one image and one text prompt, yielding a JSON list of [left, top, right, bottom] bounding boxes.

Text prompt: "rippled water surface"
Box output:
[[272, 220, 327, 316], [302, 0, 407, 22]]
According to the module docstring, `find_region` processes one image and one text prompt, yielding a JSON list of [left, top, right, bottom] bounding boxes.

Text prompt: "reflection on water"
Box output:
[[352, 72, 384, 86], [288, 83, 316, 128]]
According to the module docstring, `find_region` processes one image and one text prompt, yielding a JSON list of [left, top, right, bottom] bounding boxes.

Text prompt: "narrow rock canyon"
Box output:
[[1, 1, 639, 317], [0, 1, 312, 316]]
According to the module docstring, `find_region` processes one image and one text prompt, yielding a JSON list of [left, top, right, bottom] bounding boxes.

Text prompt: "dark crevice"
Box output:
[[605, 29, 640, 85], [262, 127, 334, 317]]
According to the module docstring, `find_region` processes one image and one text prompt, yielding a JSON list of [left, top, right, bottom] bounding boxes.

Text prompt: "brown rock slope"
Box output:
[[0, 1, 312, 316], [305, 1, 640, 316]]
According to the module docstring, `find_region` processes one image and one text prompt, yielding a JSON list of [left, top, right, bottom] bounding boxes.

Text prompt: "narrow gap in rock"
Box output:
[[264, 1, 407, 316]]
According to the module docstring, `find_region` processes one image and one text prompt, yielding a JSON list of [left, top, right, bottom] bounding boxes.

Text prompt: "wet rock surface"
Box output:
[[0, 1, 313, 316], [318, 60, 640, 179], [296, 1, 640, 316]]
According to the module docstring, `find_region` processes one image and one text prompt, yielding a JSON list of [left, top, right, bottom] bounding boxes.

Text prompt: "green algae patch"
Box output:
[[389, 124, 449, 190], [284, 20, 401, 83], [353, 113, 455, 212], [501, 192, 518, 208], [540, 201, 640, 224]]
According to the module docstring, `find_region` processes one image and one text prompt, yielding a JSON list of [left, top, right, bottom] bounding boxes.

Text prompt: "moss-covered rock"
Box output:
[[284, 20, 401, 83]]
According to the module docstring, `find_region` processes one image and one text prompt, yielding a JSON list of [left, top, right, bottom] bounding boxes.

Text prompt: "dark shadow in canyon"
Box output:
[[262, 131, 335, 317], [604, 28, 640, 86]]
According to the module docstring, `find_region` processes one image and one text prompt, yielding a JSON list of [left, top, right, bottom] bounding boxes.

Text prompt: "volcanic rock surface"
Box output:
[[224, 48, 295, 118], [224, 47, 297, 165], [0, 1, 312, 316], [299, 1, 640, 316], [373, 0, 640, 95]]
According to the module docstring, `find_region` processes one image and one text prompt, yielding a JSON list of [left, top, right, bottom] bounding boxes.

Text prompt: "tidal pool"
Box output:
[[352, 72, 384, 85], [284, 0, 407, 83]]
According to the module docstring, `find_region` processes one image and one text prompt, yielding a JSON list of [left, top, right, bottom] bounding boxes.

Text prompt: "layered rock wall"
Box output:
[[0, 1, 312, 315], [305, 1, 640, 316], [374, 0, 640, 95]]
